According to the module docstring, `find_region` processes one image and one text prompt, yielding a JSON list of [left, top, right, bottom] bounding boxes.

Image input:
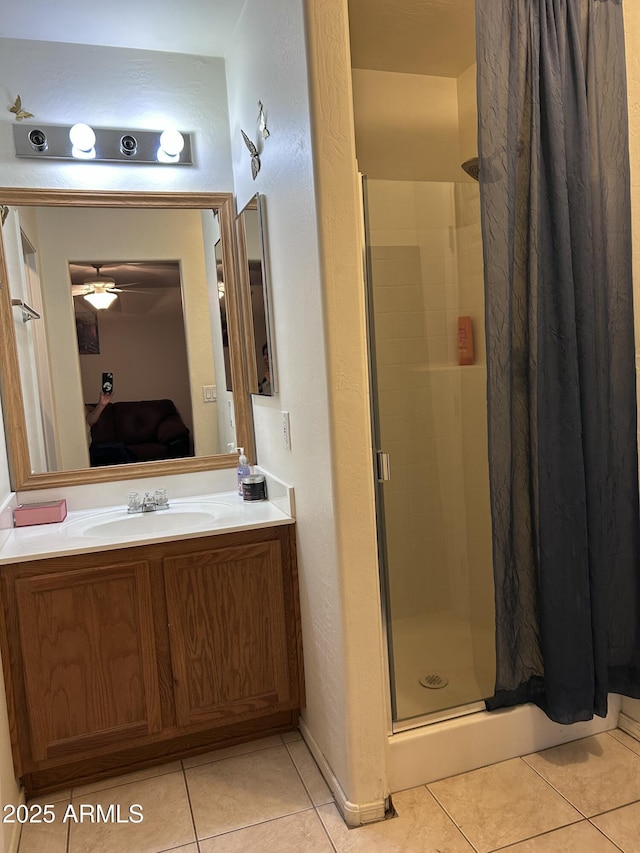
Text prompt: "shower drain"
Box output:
[[419, 673, 449, 689]]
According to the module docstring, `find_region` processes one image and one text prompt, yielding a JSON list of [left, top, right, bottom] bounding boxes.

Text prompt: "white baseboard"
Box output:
[[298, 719, 388, 827], [618, 711, 640, 743]]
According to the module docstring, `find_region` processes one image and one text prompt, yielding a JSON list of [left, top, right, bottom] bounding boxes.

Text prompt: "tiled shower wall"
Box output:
[[368, 180, 493, 658]]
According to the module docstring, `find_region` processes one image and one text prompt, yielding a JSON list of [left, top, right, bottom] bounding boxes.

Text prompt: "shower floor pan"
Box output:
[[391, 610, 489, 724]]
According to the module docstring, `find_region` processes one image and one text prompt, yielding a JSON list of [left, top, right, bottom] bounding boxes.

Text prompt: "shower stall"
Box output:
[[363, 176, 621, 787], [364, 176, 496, 729]]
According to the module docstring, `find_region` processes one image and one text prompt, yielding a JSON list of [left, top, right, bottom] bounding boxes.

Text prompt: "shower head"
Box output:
[[461, 157, 480, 181]]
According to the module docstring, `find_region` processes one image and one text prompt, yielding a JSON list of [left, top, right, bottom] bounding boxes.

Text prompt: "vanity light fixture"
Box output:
[[13, 123, 193, 165], [83, 291, 118, 310]]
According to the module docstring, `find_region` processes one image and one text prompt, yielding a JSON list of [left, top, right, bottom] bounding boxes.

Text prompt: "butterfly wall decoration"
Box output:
[[241, 129, 261, 180], [9, 95, 34, 121], [241, 101, 272, 180], [258, 101, 270, 139]]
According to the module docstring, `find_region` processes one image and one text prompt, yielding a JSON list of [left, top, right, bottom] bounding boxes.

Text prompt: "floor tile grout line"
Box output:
[[422, 783, 483, 853], [312, 804, 340, 853], [282, 738, 321, 809], [195, 805, 318, 846], [282, 738, 339, 851], [180, 760, 200, 848], [522, 744, 640, 820], [157, 842, 202, 853], [68, 761, 182, 800], [482, 819, 618, 853], [181, 737, 287, 772], [427, 763, 589, 853], [283, 738, 342, 853], [608, 727, 640, 758], [586, 794, 640, 819], [519, 754, 590, 818], [584, 821, 626, 853]]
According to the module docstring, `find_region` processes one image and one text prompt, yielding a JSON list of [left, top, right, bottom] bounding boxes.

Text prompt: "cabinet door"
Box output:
[[164, 540, 293, 728], [16, 561, 162, 762]]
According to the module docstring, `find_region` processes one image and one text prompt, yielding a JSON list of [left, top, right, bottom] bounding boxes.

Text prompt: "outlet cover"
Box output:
[[281, 411, 291, 450]]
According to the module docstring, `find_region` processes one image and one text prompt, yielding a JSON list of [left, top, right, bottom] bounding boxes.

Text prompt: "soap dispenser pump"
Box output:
[[236, 447, 250, 495]]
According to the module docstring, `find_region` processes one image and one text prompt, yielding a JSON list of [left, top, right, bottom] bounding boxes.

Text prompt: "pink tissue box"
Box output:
[[14, 500, 67, 527]]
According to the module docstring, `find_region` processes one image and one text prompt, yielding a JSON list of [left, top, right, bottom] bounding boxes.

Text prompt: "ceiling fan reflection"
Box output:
[[71, 263, 148, 310]]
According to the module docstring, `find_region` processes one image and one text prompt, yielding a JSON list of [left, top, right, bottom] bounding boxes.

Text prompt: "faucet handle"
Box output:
[[127, 492, 142, 513], [154, 488, 169, 509]]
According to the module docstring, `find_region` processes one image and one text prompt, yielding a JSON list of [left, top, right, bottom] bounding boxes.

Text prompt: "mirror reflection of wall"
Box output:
[[6, 204, 233, 473], [214, 239, 233, 393], [1, 207, 52, 473], [237, 194, 276, 396]]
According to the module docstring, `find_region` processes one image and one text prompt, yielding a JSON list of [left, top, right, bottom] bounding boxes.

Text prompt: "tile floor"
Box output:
[[16, 727, 640, 852]]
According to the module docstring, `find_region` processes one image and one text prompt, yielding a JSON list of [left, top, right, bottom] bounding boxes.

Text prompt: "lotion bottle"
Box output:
[[236, 447, 250, 495]]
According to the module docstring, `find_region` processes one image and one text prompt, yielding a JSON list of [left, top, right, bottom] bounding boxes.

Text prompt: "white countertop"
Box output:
[[0, 492, 294, 565]]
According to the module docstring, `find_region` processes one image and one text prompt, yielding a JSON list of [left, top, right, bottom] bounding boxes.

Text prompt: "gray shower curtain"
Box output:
[[477, 0, 640, 724]]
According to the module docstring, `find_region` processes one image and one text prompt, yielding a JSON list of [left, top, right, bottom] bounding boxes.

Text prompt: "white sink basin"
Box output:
[[62, 500, 237, 540]]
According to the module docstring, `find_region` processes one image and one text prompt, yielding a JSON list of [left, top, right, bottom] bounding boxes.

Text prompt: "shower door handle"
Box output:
[[376, 451, 391, 482]]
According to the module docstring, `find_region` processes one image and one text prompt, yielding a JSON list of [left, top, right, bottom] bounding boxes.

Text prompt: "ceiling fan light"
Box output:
[[84, 291, 117, 310]]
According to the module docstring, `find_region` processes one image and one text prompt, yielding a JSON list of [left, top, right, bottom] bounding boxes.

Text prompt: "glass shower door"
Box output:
[[363, 177, 496, 726]]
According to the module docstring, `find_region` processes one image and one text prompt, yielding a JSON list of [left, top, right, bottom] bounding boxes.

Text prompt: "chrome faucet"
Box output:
[[142, 493, 157, 512], [127, 490, 170, 513]]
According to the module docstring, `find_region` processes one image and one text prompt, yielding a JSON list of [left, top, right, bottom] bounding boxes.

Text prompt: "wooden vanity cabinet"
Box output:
[[0, 524, 303, 795]]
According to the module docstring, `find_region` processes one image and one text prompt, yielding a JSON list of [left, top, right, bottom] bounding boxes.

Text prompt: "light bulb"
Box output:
[[158, 129, 185, 163], [69, 123, 96, 152], [84, 291, 117, 310], [160, 129, 184, 156]]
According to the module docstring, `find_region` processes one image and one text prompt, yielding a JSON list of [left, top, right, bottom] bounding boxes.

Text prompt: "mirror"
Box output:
[[214, 239, 233, 393], [0, 189, 255, 491], [235, 194, 277, 396]]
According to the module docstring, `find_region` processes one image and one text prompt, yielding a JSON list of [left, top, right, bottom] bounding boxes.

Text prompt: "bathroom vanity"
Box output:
[[0, 497, 303, 796]]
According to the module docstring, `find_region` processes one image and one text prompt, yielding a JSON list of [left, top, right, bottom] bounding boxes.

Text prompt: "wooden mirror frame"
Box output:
[[0, 188, 255, 491]]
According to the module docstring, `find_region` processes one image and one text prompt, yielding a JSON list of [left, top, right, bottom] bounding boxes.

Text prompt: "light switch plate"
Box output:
[[202, 384, 217, 402]]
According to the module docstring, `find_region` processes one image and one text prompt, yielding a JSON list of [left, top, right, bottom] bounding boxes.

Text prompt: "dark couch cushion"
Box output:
[[113, 400, 179, 445], [89, 400, 191, 463]]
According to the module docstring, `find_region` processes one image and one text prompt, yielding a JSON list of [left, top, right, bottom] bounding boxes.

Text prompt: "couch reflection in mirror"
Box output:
[[86, 397, 192, 467]]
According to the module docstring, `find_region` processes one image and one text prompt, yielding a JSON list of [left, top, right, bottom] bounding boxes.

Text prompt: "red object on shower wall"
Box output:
[[457, 316, 474, 365]]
